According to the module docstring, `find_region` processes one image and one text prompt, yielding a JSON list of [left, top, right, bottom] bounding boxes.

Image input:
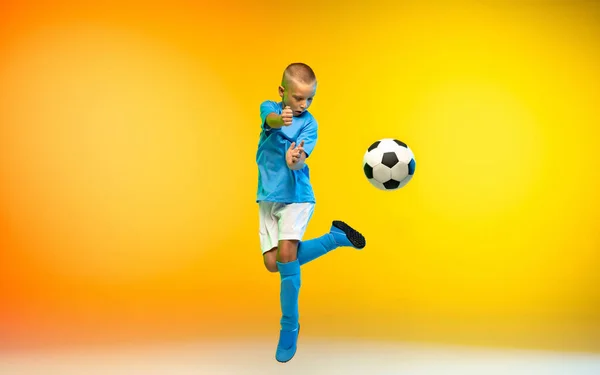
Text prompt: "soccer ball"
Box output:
[[363, 138, 416, 191]]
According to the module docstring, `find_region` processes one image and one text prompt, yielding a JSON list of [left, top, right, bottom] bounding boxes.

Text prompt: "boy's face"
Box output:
[[279, 79, 317, 116]]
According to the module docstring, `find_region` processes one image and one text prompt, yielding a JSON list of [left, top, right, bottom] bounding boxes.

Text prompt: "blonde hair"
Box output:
[[281, 62, 317, 87]]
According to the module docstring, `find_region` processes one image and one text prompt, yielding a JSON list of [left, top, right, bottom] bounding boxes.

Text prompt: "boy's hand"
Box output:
[[281, 106, 293, 126], [286, 140, 306, 169]]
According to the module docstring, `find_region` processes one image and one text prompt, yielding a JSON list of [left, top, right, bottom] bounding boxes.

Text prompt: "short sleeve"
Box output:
[[297, 119, 318, 157], [260, 100, 281, 130]]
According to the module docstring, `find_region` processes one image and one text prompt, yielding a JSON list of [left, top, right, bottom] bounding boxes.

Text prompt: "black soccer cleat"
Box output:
[[331, 220, 366, 249]]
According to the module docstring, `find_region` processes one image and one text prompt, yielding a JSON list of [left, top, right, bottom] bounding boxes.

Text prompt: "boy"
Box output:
[[256, 62, 367, 363]]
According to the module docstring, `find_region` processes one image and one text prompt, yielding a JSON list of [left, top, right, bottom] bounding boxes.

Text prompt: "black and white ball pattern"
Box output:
[[363, 138, 416, 191]]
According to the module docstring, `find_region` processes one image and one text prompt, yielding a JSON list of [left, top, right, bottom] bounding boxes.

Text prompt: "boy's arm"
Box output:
[[265, 113, 284, 128], [260, 100, 293, 129], [286, 119, 317, 170], [265, 106, 293, 129]]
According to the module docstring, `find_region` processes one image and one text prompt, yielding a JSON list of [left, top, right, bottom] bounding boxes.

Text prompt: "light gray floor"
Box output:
[[1, 339, 599, 375]]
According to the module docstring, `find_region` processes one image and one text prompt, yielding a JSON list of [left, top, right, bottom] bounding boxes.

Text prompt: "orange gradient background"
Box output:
[[1, 0, 599, 353]]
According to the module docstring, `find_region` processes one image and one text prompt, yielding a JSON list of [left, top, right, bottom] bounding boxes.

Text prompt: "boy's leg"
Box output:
[[297, 220, 367, 266], [272, 204, 368, 362], [275, 239, 301, 363], [273, 203, 312, 363]]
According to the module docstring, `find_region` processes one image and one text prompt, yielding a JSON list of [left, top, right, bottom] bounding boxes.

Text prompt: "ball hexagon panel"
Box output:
[[390, 162, 409, 181], [372, 164, 391, 183]]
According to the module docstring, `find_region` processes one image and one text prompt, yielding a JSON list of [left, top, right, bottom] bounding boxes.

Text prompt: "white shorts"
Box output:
[[258, 201, 315, 254]]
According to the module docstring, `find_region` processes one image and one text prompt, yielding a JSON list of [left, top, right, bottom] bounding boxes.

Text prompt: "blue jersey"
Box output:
[[256, 100, 318, 204]]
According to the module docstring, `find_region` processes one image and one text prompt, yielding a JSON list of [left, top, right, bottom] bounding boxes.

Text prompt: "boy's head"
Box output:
[[279, 63, 317, 116]]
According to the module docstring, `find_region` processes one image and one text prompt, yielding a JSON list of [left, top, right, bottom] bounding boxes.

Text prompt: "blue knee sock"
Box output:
[[297, 233, 337, 266], [277, 260, 301, 331]]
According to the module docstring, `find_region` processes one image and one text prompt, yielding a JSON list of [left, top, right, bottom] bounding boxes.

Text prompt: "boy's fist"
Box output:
[[281, 106, 293, 126]]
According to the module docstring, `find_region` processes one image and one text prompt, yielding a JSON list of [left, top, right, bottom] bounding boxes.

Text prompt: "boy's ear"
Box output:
[[278, 85, 284, 98]]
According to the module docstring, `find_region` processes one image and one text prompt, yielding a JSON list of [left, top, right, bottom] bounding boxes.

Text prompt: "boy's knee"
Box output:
[[277, 239, 299, 263], [263, 247, 278, 273]]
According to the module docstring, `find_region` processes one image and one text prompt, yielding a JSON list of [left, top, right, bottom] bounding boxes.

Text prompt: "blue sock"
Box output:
[[297, 233, 337, 266], [277, 260, 301, 331]]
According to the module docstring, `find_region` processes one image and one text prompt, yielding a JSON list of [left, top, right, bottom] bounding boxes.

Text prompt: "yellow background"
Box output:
[[1, 0, 599, 353]]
